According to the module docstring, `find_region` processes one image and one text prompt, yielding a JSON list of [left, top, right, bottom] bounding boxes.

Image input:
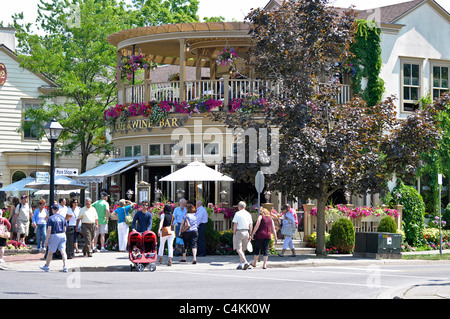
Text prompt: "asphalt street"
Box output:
[[2, 263, 450, 300]]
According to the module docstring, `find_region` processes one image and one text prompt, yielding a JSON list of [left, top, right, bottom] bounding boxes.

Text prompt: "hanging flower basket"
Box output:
[[217, 47, 238, 66], [116, 54, 151, 81]]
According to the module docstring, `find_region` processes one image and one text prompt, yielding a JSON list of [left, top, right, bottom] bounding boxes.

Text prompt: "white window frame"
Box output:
[[400, 58, 423, 113], [22, 99, 42, 141], [148, 144, 162, 157], [430, 60, 450, 100]]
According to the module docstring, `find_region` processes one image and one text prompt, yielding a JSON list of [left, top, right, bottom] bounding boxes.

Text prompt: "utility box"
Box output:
[[354, 232, 402, 259]]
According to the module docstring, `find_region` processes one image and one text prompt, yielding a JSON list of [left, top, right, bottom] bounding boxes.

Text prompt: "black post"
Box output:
[[49, 140, 56, 213]]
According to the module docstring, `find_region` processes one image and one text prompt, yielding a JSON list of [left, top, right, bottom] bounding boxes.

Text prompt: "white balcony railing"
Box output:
[[120, 76, 352, 106]]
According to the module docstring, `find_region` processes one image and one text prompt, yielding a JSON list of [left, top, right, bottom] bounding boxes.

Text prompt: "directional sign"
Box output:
[[55, 168, 79, 176], [36, 171, 49, 183]]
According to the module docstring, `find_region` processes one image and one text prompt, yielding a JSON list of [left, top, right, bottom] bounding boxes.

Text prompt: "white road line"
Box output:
[[165, 270, 392, 289]]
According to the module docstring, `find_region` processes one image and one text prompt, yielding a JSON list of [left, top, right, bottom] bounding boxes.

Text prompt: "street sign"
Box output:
[[55, 168, 79, 176], [36, 171, 49, 183], [255, 171, 265, 193], [255, 171, 265, 216]]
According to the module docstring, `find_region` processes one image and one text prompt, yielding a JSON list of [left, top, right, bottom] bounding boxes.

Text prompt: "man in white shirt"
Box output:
[[195, 200, 208, 257], [232, 201, 253, 270], [58, 198, 68, 219]]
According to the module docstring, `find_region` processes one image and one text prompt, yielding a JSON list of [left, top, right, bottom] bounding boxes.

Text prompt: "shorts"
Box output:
[[182, 231, 198, 251], [94, 224, 108, 236], [17, 221, 29, 236], [233, 229, 249, 251], [48, 233, 66, 253], [0, 238, 7, 247]]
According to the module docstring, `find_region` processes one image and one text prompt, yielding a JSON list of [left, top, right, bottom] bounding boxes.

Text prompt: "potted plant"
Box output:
[[217, 47, 238, 66]]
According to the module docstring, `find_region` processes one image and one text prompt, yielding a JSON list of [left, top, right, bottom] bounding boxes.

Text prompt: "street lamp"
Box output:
[[43, 118, 64, 210]]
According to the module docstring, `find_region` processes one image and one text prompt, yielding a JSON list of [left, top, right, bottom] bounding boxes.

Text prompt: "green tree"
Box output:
[[14, 0, 132, 172]]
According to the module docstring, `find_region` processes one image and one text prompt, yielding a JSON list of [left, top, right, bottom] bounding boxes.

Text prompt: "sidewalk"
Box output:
[[1, 248, 450, 299]]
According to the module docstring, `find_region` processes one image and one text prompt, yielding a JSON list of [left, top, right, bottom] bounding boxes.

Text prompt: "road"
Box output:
[[1, 263, 450, 301]]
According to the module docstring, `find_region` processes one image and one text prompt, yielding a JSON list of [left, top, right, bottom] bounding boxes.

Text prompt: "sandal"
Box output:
[[167, 259, 172, 266], [179, 259, 187, 262]]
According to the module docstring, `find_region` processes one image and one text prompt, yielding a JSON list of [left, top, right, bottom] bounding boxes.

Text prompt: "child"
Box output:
[[132, 245, 142, 259]]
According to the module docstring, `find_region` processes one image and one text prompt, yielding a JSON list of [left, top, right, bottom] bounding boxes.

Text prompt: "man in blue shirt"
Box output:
[[40, 205, 68, 272], [173, 198, 187, 237], [195, 200, 208, 257], [131, 201, 153, 233]]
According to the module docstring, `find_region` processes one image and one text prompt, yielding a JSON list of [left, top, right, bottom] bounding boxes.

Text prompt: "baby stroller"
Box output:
[[128, 230, 158, 272]]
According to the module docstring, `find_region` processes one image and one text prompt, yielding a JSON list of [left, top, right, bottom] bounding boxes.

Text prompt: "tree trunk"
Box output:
[[316, 195, 327, 257]]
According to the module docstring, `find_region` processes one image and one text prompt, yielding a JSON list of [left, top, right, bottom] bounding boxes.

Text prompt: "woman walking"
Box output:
[[32, 199, 49, 252], [250, 208, 277, 269], [179, 203, 198, 264], [158, 203, 174, 266], [278, 204, 296, 257]]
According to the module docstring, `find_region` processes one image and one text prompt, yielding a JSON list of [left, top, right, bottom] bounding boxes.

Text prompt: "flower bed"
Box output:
[[6, 240, 29, 250], [310, 204, 399, 219]]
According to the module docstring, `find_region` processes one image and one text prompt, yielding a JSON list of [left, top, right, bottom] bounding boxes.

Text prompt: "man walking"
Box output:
[[40, 205, 68, 272], [76, 197, 98, 257], [195, 200, 208, 257], [92, 192, 110, 252], [232, 201, 253, 270]]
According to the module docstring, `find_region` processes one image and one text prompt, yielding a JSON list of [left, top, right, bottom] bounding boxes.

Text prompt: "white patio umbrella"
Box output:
[[0, 177, 38, 192], [25, 175, 88, 191], [159, 161, 233, 200], [159, 161, 234, 182]]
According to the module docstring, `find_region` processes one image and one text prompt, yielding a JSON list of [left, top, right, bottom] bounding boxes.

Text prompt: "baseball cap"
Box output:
[[21, 195, 28, 199]]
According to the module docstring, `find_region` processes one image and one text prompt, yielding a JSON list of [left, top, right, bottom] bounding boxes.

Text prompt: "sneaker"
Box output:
[[62, 267, 68, 273], [236, 264, 243, 270], [100, 247, 107, 252], [243, 263, 250, 270], [0, 259, 5, 263], [40, 265, 50, 272]]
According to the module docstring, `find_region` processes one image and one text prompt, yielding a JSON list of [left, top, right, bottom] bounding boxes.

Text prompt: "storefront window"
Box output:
[[149, 144, 161, 156]]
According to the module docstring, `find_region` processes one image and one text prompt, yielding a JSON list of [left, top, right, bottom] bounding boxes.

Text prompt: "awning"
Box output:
[[77, 157, 145, 183]]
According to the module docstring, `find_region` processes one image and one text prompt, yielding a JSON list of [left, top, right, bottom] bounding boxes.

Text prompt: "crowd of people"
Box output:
[[0, 193, 300, 271]]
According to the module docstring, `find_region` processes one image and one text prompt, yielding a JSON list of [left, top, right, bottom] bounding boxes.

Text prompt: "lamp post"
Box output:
[[43, 118, 64, 211]]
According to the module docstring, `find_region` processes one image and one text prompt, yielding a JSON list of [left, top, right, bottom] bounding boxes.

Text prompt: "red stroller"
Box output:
[[128, 230, 158, 272]]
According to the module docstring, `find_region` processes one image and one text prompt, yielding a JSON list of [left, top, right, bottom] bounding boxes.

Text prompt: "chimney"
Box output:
[[0, 27, 16, 52]]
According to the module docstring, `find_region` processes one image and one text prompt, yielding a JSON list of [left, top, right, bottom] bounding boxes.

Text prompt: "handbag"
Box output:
[[281, 218, 295, 237], [0, 221, 10, 239], [181, 216, 191, 233], [161, 215, 174, 237]]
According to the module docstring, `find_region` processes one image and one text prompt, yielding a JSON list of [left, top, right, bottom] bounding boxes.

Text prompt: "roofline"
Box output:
[[0, 44, 57, 88], [390, 0, 450, 24]]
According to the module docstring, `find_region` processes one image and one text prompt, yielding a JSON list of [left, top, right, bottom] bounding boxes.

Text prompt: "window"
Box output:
[[162, 144, 176, 156], [186, 143, 201, 156], [204, 143, 219, 156], [402, 62, 421, 112], [149, 144, 161, 156], [125, 145, 141, 157], [133, 145, 141, 156], [125, 146, 133, 157], [432, 65, 449, 99], [23, 101, 40, 140]]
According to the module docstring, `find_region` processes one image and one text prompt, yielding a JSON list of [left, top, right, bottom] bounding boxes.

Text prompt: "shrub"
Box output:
[[392, 181, 425, 246], [329, 218, 355, 254], [205, 218, 220, 254], [377, 216, 397, 233]]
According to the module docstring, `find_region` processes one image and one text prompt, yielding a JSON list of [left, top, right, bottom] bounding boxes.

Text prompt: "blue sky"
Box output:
[[1, 0, 449, 27]]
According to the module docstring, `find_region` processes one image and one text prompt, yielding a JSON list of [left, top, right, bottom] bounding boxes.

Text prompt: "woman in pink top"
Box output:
[[250, 208, 277, 269]]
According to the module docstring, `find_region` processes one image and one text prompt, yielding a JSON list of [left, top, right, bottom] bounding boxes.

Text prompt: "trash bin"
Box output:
[[66, 226, 75, 259]]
